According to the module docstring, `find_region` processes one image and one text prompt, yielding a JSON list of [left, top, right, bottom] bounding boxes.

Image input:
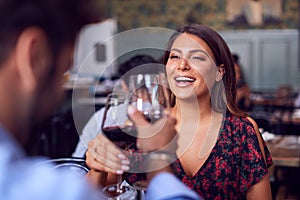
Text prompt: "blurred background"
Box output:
[[75, 0, 300, 90], [26, 1, 299, 199]]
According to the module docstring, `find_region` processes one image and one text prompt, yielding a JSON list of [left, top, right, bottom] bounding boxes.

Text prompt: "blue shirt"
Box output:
[[0, 125, 200, 200], [146, 172, 201, 200], [0, 126, 102, 200]]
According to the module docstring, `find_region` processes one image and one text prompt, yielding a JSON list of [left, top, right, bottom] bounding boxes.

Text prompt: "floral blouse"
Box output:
[[123, 113, 273, 199]]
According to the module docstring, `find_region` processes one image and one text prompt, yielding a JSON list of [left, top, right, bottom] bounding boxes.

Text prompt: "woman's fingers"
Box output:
[[86, 134, 130, 174], [127, 105, 149, 127], [86, 151, 129, 174], [88, 134, 123, 162]]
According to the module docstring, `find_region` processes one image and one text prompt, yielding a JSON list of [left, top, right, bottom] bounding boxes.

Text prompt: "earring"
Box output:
[[216, 77, 222, 81]]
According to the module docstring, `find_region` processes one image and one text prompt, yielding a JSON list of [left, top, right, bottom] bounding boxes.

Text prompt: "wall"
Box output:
[[100, 0, 299, 31], [73, 25, 300, 91], [92, 0, 300, 90], [114, 28, 300, 91], [220, 29, 299, 91]]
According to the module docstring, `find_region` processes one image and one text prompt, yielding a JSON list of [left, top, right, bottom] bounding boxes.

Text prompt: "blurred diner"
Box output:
[[233, 53, 253, 112], [72, 54, 161, 158]]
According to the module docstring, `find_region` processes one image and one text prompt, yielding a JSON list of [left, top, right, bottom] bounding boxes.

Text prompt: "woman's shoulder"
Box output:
[[224, 113, 253, 128], [222, 113, 256, 139]]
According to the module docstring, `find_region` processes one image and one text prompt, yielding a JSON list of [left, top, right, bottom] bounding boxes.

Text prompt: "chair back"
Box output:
[[40, 158, 89, 176], [249, 112, 274, 133]]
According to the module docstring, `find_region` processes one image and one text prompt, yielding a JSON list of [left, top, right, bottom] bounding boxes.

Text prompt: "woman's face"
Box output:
[[166, 33, 221, 101]]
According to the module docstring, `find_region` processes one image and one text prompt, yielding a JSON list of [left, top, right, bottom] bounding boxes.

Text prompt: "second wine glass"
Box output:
[[128, 73, 170, 123], [101, 93, 137, 199]]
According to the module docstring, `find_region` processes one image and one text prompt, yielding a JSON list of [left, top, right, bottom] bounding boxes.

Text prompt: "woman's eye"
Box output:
[[190, 56, 205, 62], [170, 55, 180, 60]]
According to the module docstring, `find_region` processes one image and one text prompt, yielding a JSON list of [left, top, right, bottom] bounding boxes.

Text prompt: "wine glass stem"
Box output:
[[116, 175, 123, 192]]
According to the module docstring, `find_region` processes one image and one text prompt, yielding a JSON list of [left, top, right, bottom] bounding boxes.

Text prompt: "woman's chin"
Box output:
[[173, 91, 198, 101]]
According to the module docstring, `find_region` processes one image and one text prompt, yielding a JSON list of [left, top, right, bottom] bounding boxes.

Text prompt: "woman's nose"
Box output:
[[177, 58, 190, 71]]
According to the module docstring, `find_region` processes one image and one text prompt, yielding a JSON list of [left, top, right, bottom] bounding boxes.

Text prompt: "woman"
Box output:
[[86, 24, 273, 199]]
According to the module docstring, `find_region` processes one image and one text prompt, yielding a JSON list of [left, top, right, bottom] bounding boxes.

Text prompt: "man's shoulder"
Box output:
[[0, 157, 101, 200]]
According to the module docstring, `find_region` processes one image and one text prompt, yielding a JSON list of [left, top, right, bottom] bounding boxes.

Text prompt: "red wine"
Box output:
[[102, 126, 137, 148]]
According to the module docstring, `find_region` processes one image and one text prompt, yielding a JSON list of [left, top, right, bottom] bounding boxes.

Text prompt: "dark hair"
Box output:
[[118, 54, 161, 85], [163, 24, 246, 117], [232, 53, 247, 88], [0, 0, 100, 66], [232, 53, 239, 63], [118, 55, 159, 76]]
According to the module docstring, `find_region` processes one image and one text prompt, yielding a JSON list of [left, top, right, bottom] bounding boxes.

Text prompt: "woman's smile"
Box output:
[[174, 75, 196, 87]]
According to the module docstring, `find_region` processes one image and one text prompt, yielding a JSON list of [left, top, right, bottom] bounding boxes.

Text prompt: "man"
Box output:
[[0, 0, 103, 199], [0, 0, 200, 199]]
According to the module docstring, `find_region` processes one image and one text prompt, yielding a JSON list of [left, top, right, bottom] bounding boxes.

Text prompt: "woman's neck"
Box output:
[[172, 96, 224, 162], [172, 96, 212, 121]]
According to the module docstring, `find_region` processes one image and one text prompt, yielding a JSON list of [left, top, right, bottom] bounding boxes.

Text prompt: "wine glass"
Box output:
[[101, 93, 137, 199], [128, 73, 170, 123], [101, 73, 170, 199], [127, 73, 170, 194]]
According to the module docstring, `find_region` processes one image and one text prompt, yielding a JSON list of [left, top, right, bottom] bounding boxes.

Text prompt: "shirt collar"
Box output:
[[0, 125, 25, 161]]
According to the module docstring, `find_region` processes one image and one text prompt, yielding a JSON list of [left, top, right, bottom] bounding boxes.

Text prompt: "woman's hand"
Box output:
[[85, 134, 130, 175], [127, 105, 178, 154], [128, 105, 178, 181]]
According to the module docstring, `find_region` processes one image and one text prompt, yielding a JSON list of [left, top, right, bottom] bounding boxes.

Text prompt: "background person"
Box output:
[[232, 53, 253, 112], [86, 24, 273, 200], [72, 54, 160, 158]]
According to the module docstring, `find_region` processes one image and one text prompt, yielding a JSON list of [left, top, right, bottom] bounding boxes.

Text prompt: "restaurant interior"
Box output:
[[24, 1, 299, 199]]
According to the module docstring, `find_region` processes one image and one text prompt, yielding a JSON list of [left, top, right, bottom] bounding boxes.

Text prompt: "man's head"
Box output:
[[0, 0, 99, 144], [117, 54, 160, 86], [0, 0, 98, 64]]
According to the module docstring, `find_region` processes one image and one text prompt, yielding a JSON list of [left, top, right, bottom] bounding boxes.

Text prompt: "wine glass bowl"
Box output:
[[101, 93, 136, 146], [128, 73, 169, 123]]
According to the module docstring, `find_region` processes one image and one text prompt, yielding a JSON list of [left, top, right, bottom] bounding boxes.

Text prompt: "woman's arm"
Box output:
[[72, 109, 104, 158], [246, 175, 272, 200], [246, 117, 272, 200]]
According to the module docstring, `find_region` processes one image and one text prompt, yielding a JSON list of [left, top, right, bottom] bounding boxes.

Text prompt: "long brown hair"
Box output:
[[163, 24, 247, 117]]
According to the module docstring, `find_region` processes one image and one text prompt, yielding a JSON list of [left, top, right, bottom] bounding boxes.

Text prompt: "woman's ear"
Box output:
[[216, 64, 225, 82], [15, 27, 51, 92]]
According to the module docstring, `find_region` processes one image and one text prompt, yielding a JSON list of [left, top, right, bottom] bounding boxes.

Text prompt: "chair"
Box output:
[[249, 111, 275, 133], [39, 158, 89, 176]]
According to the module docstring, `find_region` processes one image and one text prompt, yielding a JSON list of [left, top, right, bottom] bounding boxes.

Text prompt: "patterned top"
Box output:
[[123, 113, 273, 199]]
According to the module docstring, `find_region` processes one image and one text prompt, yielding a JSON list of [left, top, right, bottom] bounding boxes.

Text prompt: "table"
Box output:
[[77, 97, 108, 108], [266, 135, 300, 167], [266, 135, 300, 199]]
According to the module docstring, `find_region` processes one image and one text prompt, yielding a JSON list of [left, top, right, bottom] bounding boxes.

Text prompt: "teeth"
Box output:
[[175, 76, 195, 82]]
